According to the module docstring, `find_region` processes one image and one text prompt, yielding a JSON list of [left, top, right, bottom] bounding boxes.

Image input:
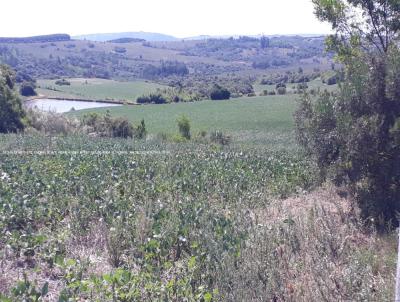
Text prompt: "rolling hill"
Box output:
[[73, 31, 178, 42]]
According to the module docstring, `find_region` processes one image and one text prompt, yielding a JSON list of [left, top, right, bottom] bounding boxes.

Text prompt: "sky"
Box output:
[[1, 0, 332, 38]]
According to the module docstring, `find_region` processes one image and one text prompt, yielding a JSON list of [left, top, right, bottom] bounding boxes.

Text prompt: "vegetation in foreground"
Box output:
[[0, 135, 396, 301]]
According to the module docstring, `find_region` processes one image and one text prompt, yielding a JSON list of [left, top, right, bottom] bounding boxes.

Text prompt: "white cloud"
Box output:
[[1, 0, 331, 37]]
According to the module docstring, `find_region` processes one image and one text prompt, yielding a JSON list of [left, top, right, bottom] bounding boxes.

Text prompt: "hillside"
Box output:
[[0, 35, 332, 81], [0, 34, 333, 100], [73, 31, 178, 42]]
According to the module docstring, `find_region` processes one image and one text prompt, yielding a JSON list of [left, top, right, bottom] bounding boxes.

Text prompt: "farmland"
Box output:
[[36, 78, 168, 102], [0, 133, 396, 301], [0, 24, 397, 301], [73, 94, 297, 148], [0, 79, 397, 300]]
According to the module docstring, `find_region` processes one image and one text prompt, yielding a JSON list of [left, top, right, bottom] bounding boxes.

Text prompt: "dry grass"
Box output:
[[216, 184, 397, 301]]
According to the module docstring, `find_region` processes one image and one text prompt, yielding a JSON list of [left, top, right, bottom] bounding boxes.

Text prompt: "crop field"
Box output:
[[36, 78, 167, 101], [0, 135, 395, 301], [73, 95, 298, 148]]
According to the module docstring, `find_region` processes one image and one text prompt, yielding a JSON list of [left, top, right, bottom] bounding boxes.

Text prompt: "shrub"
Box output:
[[55, 79, 71, 86], [325, 75, 337, 85], [0, 65, 25, 133], [177, 115, 191, 140], [82, 111, 134, 138], [109, 117, 134, 138], [136, 93, 167, 104], [210, 85, 230, 100], [276, 87, 286, 95], [210, 130, 231, 145], [19, 82, 37, 97], [114, 47, 127, 54], [26, 108, 81, 135], [135, 119, 147, 139]]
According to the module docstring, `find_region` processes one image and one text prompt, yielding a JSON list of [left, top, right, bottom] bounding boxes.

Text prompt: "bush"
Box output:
[[0, 65, 25, 133], [325, 75, 337, 85], [55, 79, 71, 86], [19, 82, 37, 97], [177, 115, 191, 140], [210, 130, 231, 145], [109, 117, 134, 138], [136, 94, 167, 104], [114, 47, 126, 54], [26, 108, 81, 135], [135, 119, 147, 139], [82, 112, 134, 138], [210, 85, 230, 100], [276, 87, 286, 95], [295, 48, 400, 228]]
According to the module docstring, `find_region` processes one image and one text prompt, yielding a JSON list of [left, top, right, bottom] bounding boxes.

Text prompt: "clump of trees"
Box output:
[[0, 65, 25, 133], [136, 93, 167, 104], [210, 84, 231, 100], [19, 82, 37, 97], [142, 60, 189, 79], [0, 34, 70, 44], [114, 47, 127, 54], [55, 79, 71, 86], [81, 112, 147, 139], [295, 0, 400, 228]]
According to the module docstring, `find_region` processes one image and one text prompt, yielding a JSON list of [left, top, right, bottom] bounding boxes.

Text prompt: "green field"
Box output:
[[37, 78, 168, 101], [73, 95, 298, 148], [253, 78, 338, 95]]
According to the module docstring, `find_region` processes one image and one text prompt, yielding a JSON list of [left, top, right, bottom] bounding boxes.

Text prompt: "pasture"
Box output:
[[36, 78, 167, 101]]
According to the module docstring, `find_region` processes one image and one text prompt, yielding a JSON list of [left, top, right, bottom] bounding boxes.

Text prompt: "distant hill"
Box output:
[[73, 32, 178, 42], [108, 37, 146, 43], [0, 34, 70, 44]]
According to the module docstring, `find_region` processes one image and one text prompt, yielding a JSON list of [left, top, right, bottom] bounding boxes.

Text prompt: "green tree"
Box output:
[[135, 119, 147, 140], [295, 1, 400, 228], [210, 84, 231, 100], [0, 65, 25, 133], [19, 82, 37, 97], [177, 115, 191, 140]]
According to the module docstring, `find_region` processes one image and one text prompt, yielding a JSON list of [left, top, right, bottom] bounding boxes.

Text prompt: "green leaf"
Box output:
[[41, 282, 49, 296], [204, 292, 212, 302]]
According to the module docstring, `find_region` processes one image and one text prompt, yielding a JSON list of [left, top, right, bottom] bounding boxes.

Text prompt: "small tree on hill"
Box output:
[[135, 119, 147, 139], [20, 82, 37, 97], [177, 115, 191, 140], [260, 36, 270, 49], [0, 65, 25, 133], [210, 85, 231, 100]]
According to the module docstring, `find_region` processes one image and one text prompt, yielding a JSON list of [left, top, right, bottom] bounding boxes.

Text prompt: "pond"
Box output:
[[25, 99, 122, 113]]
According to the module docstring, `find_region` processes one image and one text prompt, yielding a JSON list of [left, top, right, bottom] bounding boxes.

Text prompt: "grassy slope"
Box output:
[[73, 95, 298, 148], [37, 78, 167, 101]]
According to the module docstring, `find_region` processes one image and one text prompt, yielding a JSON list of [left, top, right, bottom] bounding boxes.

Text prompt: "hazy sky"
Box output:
[[1, 0, 332, 37]]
